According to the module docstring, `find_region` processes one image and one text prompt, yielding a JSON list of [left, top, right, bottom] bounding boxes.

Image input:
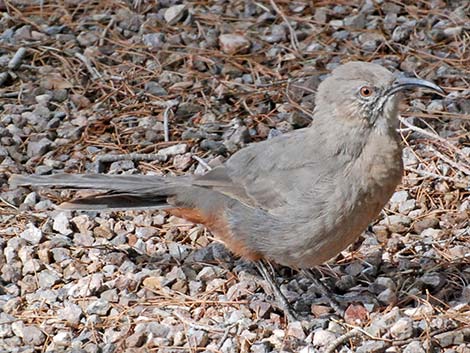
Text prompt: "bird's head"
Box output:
[[314, 62, 444, 129]]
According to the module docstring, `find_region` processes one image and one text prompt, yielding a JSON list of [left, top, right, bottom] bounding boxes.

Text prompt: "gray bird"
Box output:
[[10, 62, 444, 268], [10, 62, 443, 315]]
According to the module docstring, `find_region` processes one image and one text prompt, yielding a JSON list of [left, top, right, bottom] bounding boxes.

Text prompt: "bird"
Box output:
[[10, 61, 444, 319]]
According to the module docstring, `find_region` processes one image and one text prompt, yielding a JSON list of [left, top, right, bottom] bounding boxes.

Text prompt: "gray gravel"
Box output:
[[1, 0, 470, 352]]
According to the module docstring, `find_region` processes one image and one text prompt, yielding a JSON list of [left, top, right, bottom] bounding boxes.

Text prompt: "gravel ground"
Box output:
[[1, 1, 470, 352]]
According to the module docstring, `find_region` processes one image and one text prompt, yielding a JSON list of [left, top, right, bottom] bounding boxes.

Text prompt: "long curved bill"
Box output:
[[387, 77, 445, 96]]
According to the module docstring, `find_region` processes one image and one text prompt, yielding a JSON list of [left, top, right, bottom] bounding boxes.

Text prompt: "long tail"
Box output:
[[9, 173, 191, 211]]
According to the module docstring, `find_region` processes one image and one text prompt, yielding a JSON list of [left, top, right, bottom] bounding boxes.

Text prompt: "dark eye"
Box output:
[[360, 86, 374, 97]]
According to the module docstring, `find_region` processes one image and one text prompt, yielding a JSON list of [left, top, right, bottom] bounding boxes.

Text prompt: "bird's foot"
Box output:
[[302, 268, 345, 317], [255, 260, 299, 322]]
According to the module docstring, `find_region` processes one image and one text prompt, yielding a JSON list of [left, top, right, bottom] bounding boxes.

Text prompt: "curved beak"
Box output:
[[387, 77, 445, 97]]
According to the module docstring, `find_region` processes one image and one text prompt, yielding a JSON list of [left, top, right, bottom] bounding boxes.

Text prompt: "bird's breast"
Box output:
[[291, 130, 403, 268]]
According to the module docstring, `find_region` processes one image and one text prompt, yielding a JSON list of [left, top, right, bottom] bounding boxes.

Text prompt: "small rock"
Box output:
[[428, 100, 444, 111], [77, 31, 99, 46], [70, 94, 91, 108], [58, 301, 83, 326], [158, 144, 188, 157], [299, 346, 316, 353], [164, 4, 187, 25], [53, 212, 73, 235], [142, 33, 165, 51], [225, 125, 251, 147], [390, 317, 414, 340], [369, 307, 401, 337], [109, 159, 135, 172], [448, 245, 469, 259], [262, 24, 286, 43], [38, 269, 60, 289], [378, 288, 397, 305], [0, 313, 13, 338], [251, 342, 272, 353], [196, 266, 219, 282], [413, 216, 439, 233], [240, 329, 257, 351], [220, 337, 236, 353], [344, 304, 369, 325], [335, 275, 356, 291], [311, 304, 331, 317], [52, 331, 72, 346], [227, 309, 248, 324], [23, 191, 38, 205], [35, 94, 52, 106], [14, 25, 33, 41], [329, 20, 344, 28], [287, 321, 306, 340], [87, 299, 111, 316], [20, 223, 43, 244], [126, 331, 147, 347], [399, 199, 416, 214], [94, 224, 114, 239], [421, 228, 444, 240], [22, 325, 46, 346], [356, 340, 388, 353], [375, 277, 396, 291], [345, 261, 364, 276], [249, 300, 273, 318], [144, 81, 167, 96], [168, 242, 190, 261], [73, 231, 94, 247], [332, 5, 347, 15], [175, 102, 203, 118], [199, 140, 227, 154], [403, 341, 426, 353], [51, 248, 70, 263], [69, 274, 104, 297], [219, 34, 251, 55], [404, 305, 434, 319], [390, 190, 408, 203], [206, 278, 225, 292], [382, 2, 401, 14], [383, 13, 397, 31], [187, 328, 208, 347], [434, 330, 465, 347], [101, 288, 119, 302], [173, 153, 192, 170], [392, 24, 412, 42], [135, 226, 157, 240], [344, 12, 366, 29], [403, 146, 418, 167], [443, 26, 462, 38], [70, 214, 93, 234], [313, 329, 337, 347], [381, 215, 411, 233], [145, 322, 170, 337], [27, 137, 52, 157], [314, 8, 329, 23], [418, 272, 445, 290]]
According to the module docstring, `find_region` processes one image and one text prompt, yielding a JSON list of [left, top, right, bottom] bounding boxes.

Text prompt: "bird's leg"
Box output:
[[302, 268, 344, 316], [255, 259, 298, 322]]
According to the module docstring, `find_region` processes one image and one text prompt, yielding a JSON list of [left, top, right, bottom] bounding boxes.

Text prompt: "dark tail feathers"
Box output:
[[9, 173, 189, 211]]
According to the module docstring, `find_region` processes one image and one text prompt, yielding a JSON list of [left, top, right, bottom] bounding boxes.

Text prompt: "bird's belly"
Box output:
[[289, 177, 401, 268]]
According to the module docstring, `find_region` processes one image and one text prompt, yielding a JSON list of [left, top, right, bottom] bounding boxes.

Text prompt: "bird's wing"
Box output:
[[193, 128, 341, 214]]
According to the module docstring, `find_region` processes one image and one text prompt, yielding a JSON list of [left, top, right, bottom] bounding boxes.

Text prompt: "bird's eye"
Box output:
[[360, 86, 374, 97]]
